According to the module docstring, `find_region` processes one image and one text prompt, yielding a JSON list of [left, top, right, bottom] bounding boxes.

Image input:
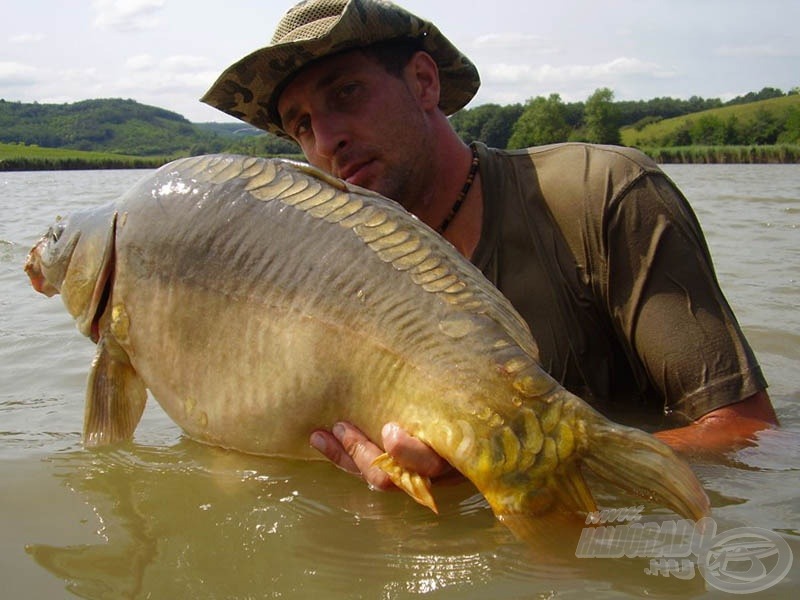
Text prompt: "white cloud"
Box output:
[[114, 69, 217, 95], [0, 62, 40, 86], [119, 54, 213, 91], [0, 64, 107, 105], [484, 57, 676, 86], [127, 54, 209, 73], [60, 68, 102, 85], [161, 55, 211, 71], [473, 32, 558, 53], [92, 0, 167, 32], [111, 53, 216, 102], [9, 33, 45, 44], [714, 44, 797, 58], [126, 54, 157, 70], [471, 57, 681, 105]]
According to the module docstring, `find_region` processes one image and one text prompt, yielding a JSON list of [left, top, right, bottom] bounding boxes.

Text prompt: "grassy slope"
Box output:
[[0, 143, 170, 170], [0, 143, 154, 160], [621, 95, 800, 146]]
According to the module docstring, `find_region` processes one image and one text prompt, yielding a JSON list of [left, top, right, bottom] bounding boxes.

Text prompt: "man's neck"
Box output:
[[423, 139, 483, 259]]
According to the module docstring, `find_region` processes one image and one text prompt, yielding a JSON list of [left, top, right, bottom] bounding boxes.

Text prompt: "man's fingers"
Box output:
[[381, 422, 452, 478], [309, 421, 454, 490], [333, 422, 395, 489], [309, 430, 360, 474], [310, 422, 393, 489]]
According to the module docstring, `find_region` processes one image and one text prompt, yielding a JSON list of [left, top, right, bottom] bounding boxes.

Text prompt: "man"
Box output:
[[202, 0, 777, 491]]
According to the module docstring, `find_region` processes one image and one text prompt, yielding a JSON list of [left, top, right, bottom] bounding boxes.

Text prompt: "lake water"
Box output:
[[1, 163, 798, 599]]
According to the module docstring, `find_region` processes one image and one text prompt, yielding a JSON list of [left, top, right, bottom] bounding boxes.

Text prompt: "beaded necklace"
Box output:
[[436, 144, 480, 235]]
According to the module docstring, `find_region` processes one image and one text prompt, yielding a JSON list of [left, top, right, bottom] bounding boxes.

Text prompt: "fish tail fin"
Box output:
[[83, 336, 147, 447], [580, 410, 710, 521], [478, 403, 708, 549], [372, 453, 438, 514]]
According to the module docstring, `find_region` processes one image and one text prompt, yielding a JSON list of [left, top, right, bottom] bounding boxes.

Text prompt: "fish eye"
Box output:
[[48, 221, 65, 243]]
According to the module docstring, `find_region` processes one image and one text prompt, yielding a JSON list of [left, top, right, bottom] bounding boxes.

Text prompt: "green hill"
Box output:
[[0, 98, 298, 159], [0, 98, 216, 156], [621, 95, 800, 147], [1, 92, 797, 169]]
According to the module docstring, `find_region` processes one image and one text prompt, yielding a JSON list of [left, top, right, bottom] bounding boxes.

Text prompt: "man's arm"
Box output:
[[309, 391, 778, 490], [653, 390, 778, 453]]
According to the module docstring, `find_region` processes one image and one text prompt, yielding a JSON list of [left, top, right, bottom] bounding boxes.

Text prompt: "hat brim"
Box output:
[[200, 1, 479, 137]]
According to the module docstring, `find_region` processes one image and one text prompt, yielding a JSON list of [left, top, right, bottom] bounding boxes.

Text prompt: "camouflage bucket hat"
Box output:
[[200, 0, 480, 137]]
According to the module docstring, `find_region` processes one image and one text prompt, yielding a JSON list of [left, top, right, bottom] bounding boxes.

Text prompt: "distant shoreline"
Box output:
[[0, 142, 171, 172], [639, 144, 800, 164], [0, 157, 169, 171], [1, 145, 798, 171]]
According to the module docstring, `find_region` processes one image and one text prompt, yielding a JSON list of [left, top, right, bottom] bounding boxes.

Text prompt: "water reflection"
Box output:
[[27, 440, 505, 598], [24, 438, 739, 598]]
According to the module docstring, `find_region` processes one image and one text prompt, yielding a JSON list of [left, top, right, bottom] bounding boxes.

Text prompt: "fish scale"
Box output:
[[24, 154, 710, 546]]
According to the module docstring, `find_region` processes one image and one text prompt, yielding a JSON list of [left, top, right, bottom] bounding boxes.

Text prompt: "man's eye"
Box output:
[[337, 82, 361, 102], [293, 117, 311, 139]]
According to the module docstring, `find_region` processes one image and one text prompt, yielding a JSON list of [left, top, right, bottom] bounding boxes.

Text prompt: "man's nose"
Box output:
[[313, 116, 349, 162]]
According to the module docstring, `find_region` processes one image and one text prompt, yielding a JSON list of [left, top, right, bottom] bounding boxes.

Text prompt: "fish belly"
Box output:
[[110, 165, 510, 459]]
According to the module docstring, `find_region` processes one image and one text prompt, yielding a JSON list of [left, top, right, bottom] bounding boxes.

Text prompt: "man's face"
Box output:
[[277, 49, 433, 206]]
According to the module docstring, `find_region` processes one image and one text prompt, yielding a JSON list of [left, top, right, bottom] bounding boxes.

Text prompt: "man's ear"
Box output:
[[405, 51, 441, 110]]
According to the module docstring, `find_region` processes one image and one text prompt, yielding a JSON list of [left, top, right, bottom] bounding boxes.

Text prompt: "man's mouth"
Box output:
[[339, 160, 374, 185]]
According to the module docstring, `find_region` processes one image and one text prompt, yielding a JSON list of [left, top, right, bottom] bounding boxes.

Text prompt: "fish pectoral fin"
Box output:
[[83, 336, 147, 447], [371, 453, 438, 514]]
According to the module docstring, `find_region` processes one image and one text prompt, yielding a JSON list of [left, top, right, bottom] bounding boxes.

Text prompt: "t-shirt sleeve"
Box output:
[[603, 172, 768, 421]]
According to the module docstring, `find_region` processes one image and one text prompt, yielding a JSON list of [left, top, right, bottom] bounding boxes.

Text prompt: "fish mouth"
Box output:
[[24, 240, 59, 297], [24, 236, 109, 342]]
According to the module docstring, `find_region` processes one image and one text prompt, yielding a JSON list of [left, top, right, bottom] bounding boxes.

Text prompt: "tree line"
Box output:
[[2, 87, 798, 161], [450, 86, 800, 149]]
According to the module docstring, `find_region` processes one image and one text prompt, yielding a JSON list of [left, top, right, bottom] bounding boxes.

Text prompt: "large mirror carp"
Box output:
[[25, 154, 709, 542]]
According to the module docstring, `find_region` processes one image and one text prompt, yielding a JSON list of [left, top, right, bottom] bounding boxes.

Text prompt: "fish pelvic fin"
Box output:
[[467, 464, 590, 556], [580, 410, 711, 521], [551, 462, 598, 514], [496, 511, 587, 559], [83, 335, 147, 447], [480, 461, 597, 546], [372, 453, 438, 514]]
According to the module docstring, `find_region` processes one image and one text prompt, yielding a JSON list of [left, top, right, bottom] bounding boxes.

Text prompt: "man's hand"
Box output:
[[310, 392, 778, 488], [309, 422, 452, 490], [654, 391, 778, 454]]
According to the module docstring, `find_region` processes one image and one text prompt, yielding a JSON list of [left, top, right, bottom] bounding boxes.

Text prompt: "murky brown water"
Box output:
[[1, 164, 797, 598]]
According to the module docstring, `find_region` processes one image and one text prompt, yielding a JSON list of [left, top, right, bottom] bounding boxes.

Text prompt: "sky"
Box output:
[[2, 0, 798, 124]]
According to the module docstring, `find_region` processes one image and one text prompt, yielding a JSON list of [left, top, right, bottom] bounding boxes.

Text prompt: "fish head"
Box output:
[[25, 203, 118, 340]]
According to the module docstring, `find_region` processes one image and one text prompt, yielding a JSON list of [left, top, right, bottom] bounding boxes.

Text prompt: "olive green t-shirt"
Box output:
[[471, 142, 767, 423]]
